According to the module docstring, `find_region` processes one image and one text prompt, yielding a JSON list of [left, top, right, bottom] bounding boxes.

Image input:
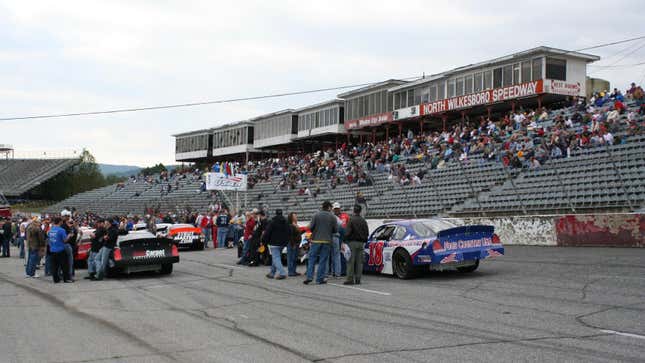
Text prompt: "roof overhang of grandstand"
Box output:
[[295, 99, 344, 113], [172, 128, 213, 138], [250, 109, 296, 122], [337, 79, 407, 99], [388, 46, 600, 93]]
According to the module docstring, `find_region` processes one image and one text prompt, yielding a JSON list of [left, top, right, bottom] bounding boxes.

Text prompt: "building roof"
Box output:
[[250, 109, 296, 122], [388, 46, 600, 93], [295, 99, 344, 113], [172, 120, 253, 137], [337, 79, 408, 99]]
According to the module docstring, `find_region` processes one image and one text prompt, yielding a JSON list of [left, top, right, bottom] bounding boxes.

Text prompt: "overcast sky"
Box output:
[[1, 1, 644, 166]]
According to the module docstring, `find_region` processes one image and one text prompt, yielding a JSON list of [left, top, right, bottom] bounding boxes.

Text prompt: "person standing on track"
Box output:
[[47, 217, 73, 283], [95, 218, 118, 281], [215, 209, 230, 249], [304, 201, 337, 285], [0, 217, 11, 257], [237, 209, 257, 265], [287, 212, 302, 277], [263, 209, 289, 280], [25, 217, 46, 278], [85, 218, 105, 280], [343, 205, 369, 285]]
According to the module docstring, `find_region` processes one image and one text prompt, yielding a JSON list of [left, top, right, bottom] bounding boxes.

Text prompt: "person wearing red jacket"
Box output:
[[237, 209, 257, 265]]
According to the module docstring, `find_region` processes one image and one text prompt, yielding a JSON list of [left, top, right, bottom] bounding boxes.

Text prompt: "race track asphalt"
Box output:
[[0, 245, 644, 363]]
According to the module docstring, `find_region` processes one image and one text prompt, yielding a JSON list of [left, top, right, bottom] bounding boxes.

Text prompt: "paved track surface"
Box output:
[[1, 245, 644, 363]]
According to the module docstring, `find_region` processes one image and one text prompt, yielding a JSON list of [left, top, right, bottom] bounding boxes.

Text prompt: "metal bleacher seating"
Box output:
[[0, 158, 79, 197]]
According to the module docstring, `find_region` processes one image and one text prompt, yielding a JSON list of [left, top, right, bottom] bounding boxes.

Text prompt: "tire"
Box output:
[[160, 263, 173, 275], [392, 248, 415, 279], [457, 259, 479, 273]]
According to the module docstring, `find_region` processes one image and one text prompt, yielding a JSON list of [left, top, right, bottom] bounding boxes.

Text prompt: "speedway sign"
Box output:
[[421, 80, 544, 116], [205, 173, 247, 191]]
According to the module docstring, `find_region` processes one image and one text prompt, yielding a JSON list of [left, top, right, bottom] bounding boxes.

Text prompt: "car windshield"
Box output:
[[411, 220, 456, 237]]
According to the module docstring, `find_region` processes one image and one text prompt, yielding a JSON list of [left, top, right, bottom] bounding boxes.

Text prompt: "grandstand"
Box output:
[[0, 146, 81, 207], [39, 46, 645, 220]]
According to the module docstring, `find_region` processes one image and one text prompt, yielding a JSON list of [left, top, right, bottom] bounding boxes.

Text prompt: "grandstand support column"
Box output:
[[537, 95, 543, 111], [372, 129, 376, 144], [385, 125, 389, 141], [441, 115, 447, 131], [511, 101, 516, 113], [419, 120, 423, 134], [398, 123, 402, 138], [487, 107, 492, 119], [460, 111, 466, 127]]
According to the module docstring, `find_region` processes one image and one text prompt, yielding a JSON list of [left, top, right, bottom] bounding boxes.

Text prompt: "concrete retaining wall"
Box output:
[[366, 213, 644, 247]]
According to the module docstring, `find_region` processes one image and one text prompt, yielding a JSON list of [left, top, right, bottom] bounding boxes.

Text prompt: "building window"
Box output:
[[546, 57, 566, 80], [521, 61, 531, 83], [394, 92, 401, 109], [502, 65, 512, 87], [414, 89, 421, 105], [368, 93, 374, 115], [465, 75, 473, 95], [429, 85, 437, 102], [474, 72, 482, 92], [456, 77, 464, 96], [513, 63, 520, 85], [437, 81, 445, 100], [421, 87, 430, 103], [483, 71, 492, 90], [493, 67, 502, 88], [447, 79, 455, 98], [407, 90, 414, 108], [532, 58, 543, 81]]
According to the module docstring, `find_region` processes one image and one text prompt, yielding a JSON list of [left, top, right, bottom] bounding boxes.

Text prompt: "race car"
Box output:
[[364, 218, 504, 279], [74, 227, 95, 267], [156, 223, 205, 250], [108, 230, 179, 275]]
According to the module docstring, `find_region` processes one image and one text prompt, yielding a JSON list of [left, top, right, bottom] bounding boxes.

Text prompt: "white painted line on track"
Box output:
[[328, 283, 391, 296], [601, 330, 645, 340]]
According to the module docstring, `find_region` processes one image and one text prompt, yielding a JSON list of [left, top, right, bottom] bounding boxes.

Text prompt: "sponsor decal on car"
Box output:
[[132, 250, 166, 259]]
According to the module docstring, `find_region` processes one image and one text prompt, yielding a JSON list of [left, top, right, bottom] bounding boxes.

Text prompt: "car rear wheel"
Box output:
[[457, 259, 479, 273], [160, 263, 173, 275], [393, 249, 415, 279]]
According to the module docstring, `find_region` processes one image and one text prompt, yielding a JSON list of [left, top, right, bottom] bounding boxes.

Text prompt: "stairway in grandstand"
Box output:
[[0, 158, 80, 197]]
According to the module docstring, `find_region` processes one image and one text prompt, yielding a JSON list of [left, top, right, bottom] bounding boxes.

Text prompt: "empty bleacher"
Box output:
[[0, 158, 79, 197]]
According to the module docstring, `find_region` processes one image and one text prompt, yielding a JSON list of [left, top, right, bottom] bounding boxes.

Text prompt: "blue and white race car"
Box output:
[[364, 218, 504, 279]]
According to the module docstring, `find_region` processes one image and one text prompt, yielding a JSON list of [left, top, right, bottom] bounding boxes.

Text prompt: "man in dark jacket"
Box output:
[[263, 209, 289, 279], [0, 218, 12, 257], [85, 219, 105, 280], [96, 219, 118, 281], [344, 205, 369, 285]]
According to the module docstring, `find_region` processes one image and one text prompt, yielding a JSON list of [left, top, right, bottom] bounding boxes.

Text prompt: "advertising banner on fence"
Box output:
[[204, 173, 247, 191]]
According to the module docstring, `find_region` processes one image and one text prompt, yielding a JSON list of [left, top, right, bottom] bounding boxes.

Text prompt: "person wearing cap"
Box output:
[[262, 209, 289, 280], [304, 201, 338, 285], [215, 209, 231, 248], [237, 209, 257, 265], [344, 205, 369, 285], [25, 217, 46, 278]]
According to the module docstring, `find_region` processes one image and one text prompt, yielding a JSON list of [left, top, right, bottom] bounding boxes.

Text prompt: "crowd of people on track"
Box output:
[[1, 198, 370, 286]]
